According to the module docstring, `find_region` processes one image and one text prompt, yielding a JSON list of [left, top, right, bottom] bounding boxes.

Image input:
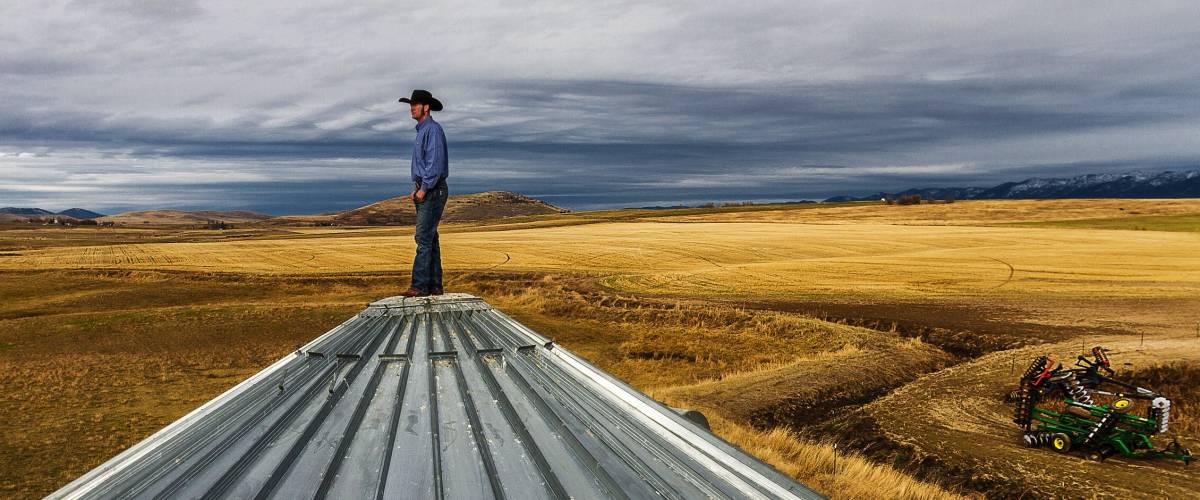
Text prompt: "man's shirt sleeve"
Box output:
[[419, 126, 448, 191]]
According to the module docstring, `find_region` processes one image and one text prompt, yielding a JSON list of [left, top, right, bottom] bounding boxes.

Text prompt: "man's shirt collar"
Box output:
[[415, 116, 437, 132]]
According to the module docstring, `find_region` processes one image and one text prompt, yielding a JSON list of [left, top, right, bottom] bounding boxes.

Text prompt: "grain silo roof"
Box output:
[[51, 293, 821, 499]]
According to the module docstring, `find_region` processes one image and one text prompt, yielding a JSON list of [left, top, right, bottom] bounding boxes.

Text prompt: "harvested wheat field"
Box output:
[[2, 199, 1199, 499]]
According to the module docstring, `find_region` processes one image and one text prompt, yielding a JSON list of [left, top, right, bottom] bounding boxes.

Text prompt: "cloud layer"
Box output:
[[2, 1, 1199, 212]]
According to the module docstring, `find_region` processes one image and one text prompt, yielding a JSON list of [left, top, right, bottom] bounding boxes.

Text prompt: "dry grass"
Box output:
[[0, 271, 385, 496], [1013, 212, 1200, 232], [698, 413, 969, 500], [469, 275, 955, 388], [0, 310, 358, 495], [1124, 362, 1200, 438]]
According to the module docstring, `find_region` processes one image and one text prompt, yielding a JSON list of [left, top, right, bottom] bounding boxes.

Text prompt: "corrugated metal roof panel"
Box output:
[[51, 293, 822, 499]]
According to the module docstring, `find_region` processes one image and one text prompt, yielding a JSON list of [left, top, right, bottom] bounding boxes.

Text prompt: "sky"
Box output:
[[2, 1, 1199, 214]]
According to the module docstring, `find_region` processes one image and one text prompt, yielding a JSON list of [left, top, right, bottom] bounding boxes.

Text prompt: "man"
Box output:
[[398, 89, 448, 297]]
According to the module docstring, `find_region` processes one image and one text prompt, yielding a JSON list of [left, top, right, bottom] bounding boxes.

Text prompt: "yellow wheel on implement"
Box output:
[[1051, 433, 1072, 453], [1112, 398, 1133, 413]]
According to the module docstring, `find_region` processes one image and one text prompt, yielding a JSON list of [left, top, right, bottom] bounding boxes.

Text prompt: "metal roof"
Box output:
[[52, 293, 821, 499]]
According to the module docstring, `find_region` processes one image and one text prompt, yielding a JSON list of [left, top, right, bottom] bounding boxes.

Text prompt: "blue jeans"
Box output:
[[412, 182, 448, 292]]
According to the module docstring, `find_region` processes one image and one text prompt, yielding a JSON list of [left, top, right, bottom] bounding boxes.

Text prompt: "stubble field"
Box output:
[[2, 198, 1200, 499]]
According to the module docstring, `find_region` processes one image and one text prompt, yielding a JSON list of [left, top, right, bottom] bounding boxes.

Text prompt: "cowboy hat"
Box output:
[[398, 89, 443, 111]]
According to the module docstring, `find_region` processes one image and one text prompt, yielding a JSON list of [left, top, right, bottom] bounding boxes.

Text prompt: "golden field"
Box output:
[[3, 198, 1200, 499], [7, 204, 1200, 304]]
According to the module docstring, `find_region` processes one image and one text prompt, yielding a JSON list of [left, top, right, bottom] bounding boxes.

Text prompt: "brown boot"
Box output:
[[430, 287, 444, 296], [399, 287, 428, 297]]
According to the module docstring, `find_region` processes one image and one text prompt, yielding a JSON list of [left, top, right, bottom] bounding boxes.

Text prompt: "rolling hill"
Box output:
[[0, 207, 55, 216], [273, 191, 568, 226], [98, 210, 272, 226], [0, 207, 104, 221], [58, 208, 105, 219], [0, 207, 106, 224]]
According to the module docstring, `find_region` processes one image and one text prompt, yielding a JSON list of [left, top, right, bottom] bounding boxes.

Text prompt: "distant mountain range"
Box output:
[[2, 192, 567, 227], [824, 170, 1200, 202], [0, 207, 105, 219]]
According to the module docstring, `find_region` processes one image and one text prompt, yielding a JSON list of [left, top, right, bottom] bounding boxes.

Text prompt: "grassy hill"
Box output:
[[0, 208, 103, 225], [274, 191, 568, 226], [99, 210, 272, 226], [0, 214, 83, 225], [58, 208, 105, 220]]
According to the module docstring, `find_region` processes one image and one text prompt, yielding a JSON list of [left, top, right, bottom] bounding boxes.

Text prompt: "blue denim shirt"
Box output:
[[411, 117, 448, 191]]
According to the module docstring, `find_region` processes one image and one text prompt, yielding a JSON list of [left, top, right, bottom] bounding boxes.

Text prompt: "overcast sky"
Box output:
[[2, 1, 1199, 213]]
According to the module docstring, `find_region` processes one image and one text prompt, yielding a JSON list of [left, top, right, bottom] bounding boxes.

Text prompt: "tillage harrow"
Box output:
[[1008, 347, 1191, 464]]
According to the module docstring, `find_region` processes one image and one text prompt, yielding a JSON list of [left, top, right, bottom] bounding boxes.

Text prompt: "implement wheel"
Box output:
[[1087, 445, 1115, 462], [1111, 398, 1134, 413], [1051, 433, 1072, 453]]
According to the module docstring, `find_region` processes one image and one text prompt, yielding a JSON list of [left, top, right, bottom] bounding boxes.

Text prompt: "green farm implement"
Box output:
[[1010, 347, 1191, 464]]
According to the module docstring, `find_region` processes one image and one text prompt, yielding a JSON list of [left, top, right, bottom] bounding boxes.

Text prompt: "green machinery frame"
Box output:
[[1012, 348, 1191, 464], [1029, 398, 1191, 463]]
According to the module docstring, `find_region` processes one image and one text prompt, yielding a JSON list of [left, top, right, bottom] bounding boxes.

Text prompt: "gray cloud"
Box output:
[[2, 1, 1200, 212]]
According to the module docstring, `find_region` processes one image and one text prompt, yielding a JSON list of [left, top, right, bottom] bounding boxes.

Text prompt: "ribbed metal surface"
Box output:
[[51, 293, 821, 499]]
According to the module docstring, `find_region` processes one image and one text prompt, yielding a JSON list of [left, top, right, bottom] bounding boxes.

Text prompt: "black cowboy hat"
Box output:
[[398, 89, 443, 111]]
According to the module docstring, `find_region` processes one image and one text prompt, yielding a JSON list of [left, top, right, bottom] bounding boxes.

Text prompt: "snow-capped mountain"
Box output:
[[826, 170, 1200, 202]]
